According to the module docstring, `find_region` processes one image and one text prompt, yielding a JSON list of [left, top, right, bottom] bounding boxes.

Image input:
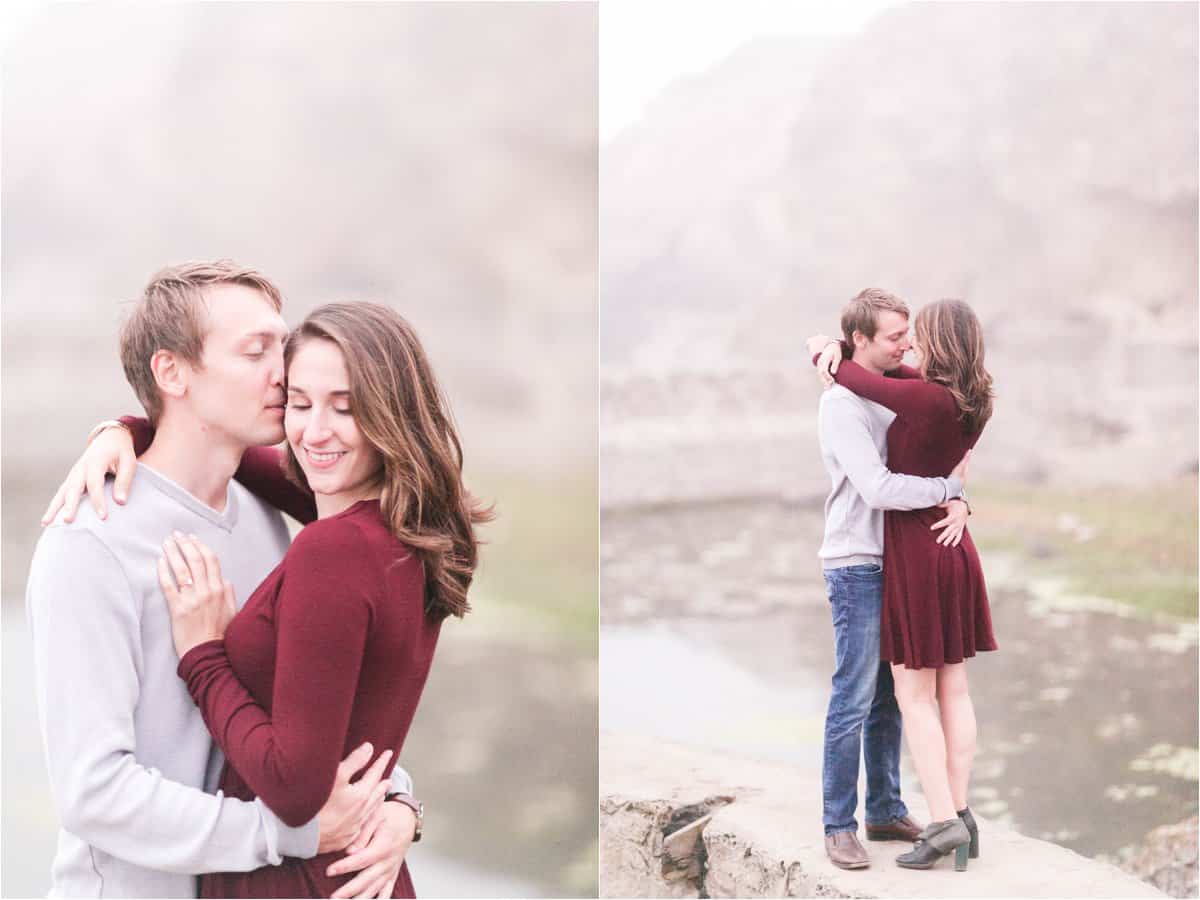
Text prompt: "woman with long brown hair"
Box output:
[[810, 298, 997, 872], [84, 301, 493, 898]]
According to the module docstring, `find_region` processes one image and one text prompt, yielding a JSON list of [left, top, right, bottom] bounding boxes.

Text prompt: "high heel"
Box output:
[[958, 807, 979, 859], [954, 842, 969, 872], [895, 818, 971, 871]]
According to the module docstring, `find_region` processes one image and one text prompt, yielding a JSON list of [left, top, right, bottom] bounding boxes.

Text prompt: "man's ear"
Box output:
[[851, 330, 868, 351], [150, 350, 189, 401]]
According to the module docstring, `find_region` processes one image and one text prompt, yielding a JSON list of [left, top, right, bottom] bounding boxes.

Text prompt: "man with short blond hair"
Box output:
[[119, 261, 285, 424], [838, 287, 910, 347]]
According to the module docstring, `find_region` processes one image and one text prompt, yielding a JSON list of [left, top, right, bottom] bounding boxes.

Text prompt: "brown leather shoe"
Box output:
[[825, 831, 870, 869], [866, 814, 924, 842]]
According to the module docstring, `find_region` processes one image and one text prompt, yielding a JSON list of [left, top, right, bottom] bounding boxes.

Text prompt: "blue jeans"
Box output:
[[821, 563, 908, 835]]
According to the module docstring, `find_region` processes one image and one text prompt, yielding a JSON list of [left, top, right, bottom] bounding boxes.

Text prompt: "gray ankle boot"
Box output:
[[895, 818, 972, 871], [958, 807, 979, 859]]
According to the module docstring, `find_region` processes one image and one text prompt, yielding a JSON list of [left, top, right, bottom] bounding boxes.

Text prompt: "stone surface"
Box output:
[[1115, 816, 1199, 899], [600, 796, 699, 899], [601, 732, 1168, 898]]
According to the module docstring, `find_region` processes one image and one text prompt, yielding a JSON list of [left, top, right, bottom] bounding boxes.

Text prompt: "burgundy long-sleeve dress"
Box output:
[[182, 497, 438, 898], [120, 419, 438, 898], [828, 360, 998, 669]]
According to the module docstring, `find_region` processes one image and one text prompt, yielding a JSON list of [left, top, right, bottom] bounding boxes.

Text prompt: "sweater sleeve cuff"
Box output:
[[944, 475, 964, 502], [388, 764, 414, 797], [264, 803, 321, 860], [176, 638, 228, 680]]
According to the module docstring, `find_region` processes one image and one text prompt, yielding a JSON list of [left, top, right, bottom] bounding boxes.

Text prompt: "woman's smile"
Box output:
[[302, 447, 348, 470]]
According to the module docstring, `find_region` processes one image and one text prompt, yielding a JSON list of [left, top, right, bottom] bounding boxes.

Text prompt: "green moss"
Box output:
[[968, 478, 1199, 621], [464, 468, 598, 646]]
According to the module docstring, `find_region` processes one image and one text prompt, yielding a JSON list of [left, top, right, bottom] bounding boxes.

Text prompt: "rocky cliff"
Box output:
[[601, 2, 1198, 493]]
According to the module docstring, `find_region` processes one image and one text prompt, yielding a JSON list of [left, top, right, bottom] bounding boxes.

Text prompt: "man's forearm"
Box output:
[[49, 749, 304, 874], [821, 400, 959, 510], [852, 464, 959, 511]]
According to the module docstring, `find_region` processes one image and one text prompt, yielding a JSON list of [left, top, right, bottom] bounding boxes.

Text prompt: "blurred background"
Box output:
[[3, 3, 596, 897], [599, 1, 1197, 895]]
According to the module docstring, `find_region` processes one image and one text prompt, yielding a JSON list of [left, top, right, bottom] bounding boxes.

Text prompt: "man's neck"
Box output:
[[139, 416, 244, 512], [851, 351, 887, 376]]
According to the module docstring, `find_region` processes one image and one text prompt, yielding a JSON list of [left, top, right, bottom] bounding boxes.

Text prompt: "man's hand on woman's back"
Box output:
[[327, 802, 417, 899]]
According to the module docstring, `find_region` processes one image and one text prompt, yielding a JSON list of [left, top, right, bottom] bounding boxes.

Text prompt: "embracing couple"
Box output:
[[808, 288, 997, 872], [28, 261, 490, 898]]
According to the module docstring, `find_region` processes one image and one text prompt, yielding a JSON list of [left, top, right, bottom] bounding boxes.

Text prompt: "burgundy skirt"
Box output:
[[201, 858, 414, 898], [880, 506, 998, 670]]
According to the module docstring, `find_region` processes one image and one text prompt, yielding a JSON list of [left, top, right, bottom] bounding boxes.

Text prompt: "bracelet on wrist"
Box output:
[[86, 419, 130, 445]]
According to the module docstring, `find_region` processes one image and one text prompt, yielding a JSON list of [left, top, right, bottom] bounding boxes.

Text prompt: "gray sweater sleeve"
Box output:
[[27, 527, 314, 873], [819, 394, 962, 510], [389, 765, 414, 797]]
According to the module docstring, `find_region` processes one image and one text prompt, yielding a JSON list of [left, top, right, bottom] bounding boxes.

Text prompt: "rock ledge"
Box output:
[[600, 733, 1167, 898]]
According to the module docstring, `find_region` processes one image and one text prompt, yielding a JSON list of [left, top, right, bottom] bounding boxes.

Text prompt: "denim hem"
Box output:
[[824, 825, 858, 837], [864, 801, 910, 827]]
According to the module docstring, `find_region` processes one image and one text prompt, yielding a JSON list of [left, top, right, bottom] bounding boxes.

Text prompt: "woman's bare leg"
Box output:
[[891, 663, 957, 821], [935, 662, 976, 812]]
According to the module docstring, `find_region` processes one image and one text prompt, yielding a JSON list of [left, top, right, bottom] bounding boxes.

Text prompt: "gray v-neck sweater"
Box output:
[[26, 464, 314, 898]]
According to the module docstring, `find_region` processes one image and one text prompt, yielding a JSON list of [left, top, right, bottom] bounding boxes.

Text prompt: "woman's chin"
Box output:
[[296, 468, 335, 493], [305, 479, 342, 496]]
